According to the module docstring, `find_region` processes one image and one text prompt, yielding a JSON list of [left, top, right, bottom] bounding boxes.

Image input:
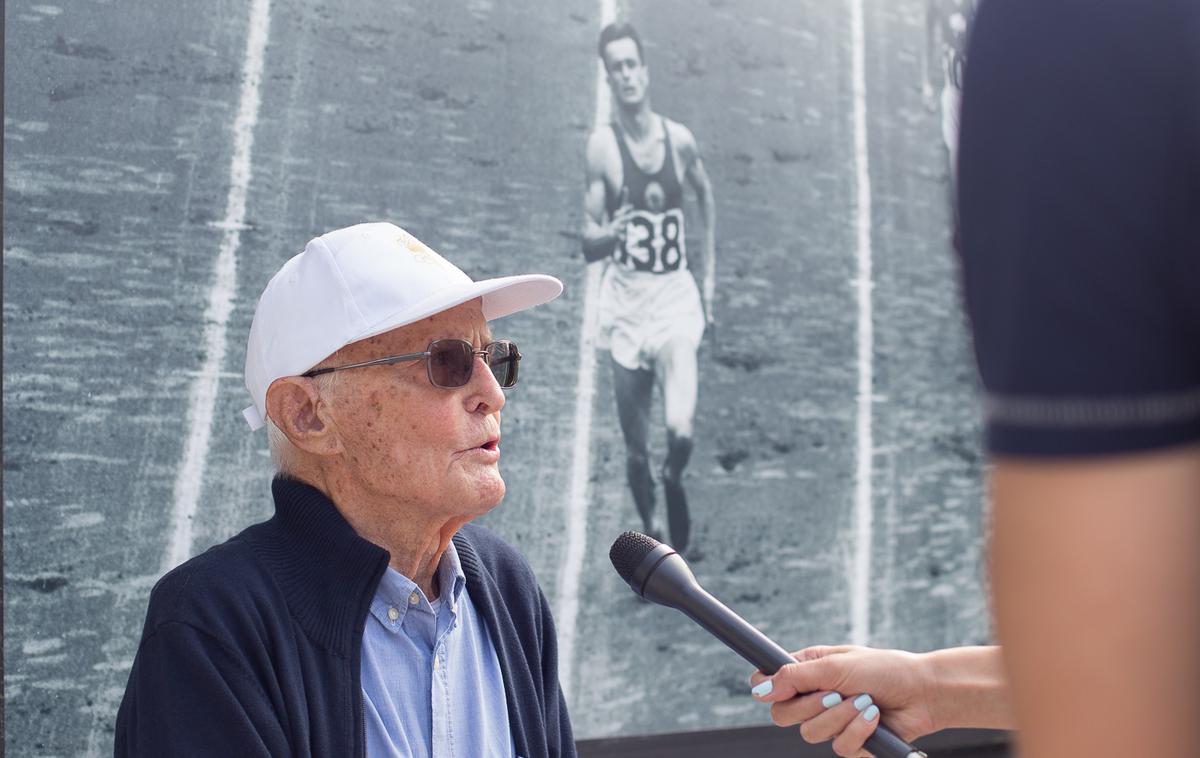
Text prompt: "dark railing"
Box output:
[[578, 726, 1011, 758]]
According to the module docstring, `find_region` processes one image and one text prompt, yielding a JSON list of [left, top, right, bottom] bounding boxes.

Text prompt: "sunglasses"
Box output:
[[303, 339, 521, 389]]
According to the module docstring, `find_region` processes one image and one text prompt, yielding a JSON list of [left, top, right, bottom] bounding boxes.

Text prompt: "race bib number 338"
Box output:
[[615, 208, 686, 273]]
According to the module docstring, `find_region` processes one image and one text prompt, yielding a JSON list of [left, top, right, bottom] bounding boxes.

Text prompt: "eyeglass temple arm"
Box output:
[[302, 351, 431, 378], [302, 342, 516, 378]]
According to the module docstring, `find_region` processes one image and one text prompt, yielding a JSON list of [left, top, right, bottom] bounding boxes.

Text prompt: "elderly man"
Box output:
[[115, 222, 575, 758]]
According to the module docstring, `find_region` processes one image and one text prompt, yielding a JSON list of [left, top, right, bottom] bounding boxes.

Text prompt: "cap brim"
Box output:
[[242, 273, 563, 432], [353, 273, 563, 345]]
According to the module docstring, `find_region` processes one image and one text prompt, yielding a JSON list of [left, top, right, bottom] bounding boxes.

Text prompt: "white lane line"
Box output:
[[555, 0, 617, 704], [848, 0, 875, 646], [163, 0, 272, 574]]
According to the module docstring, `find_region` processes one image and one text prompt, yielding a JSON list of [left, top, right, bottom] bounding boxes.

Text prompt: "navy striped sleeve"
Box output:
[[957, 0, 1200, 457]]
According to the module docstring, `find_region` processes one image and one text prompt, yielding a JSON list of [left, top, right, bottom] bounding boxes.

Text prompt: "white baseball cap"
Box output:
[[241, 222, 562, 431]]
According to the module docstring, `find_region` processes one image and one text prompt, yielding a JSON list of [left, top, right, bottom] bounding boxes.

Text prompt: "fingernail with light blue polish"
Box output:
[[821, 692, 842, 708], [751, 680, 773, 697], [853, 694, 873, 711], [863, 704, 880, 722]]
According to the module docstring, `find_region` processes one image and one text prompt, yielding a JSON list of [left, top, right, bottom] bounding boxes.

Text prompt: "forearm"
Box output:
[[924, 8, 937, 86], [990, 452, 1200, 757], [581, 221, 617, 263], [582, 157, 619, 263], [698, 191, 716, 284], [919, 646, 1011, 732], [703, 219, 715, 282]]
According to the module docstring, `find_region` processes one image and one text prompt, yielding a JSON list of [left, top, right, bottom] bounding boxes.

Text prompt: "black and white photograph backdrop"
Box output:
[[5, 0, 987, 752]]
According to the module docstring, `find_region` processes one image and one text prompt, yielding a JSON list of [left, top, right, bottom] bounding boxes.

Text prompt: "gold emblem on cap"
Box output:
[[396, 234, 445, 267]]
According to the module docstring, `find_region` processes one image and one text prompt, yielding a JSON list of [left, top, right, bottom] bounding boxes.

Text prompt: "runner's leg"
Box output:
[[656, 337, 698, 553], [612, 358, 659, 538]]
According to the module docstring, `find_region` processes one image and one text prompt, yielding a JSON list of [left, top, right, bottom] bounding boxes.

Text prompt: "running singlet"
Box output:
[[605, 119, 687, 274]]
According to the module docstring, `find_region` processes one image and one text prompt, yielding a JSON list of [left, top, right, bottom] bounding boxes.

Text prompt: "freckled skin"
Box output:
[[311, 299, 508, 576]]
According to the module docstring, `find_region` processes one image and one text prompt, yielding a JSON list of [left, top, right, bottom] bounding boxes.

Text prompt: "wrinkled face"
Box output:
[[603, 37, 648, 106], [319, 299, 507, 523]]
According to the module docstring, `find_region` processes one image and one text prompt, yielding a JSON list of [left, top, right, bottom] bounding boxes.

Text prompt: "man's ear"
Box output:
[[265, 377, 343, 456]]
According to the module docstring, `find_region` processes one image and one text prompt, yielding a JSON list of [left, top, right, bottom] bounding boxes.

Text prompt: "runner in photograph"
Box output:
[[924, 0, 978, 189], [582, 21, 716, 557]]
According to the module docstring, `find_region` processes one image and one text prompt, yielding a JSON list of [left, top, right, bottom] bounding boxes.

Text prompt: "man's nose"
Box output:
[[466, 355, 505, 414]]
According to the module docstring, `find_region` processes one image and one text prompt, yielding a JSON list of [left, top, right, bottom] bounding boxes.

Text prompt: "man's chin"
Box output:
[[469, 476, 506, 514]]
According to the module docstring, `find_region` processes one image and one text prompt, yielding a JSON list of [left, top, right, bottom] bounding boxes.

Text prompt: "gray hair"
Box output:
[[265, 372, 337, 474], [266, 417, 299, 474]]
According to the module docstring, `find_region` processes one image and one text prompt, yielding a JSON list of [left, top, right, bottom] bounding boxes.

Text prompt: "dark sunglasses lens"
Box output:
[[487, 341, 519, 388], [428, 340, 474, 387]]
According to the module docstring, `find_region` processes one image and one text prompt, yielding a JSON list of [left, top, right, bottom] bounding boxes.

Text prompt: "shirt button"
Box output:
[[408, 591, 419, 605], [450, 602, 458, 614], [387, 607, 399, 622]]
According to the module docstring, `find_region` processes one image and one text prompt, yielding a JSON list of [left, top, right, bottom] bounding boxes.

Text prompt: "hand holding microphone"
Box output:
[[609, 532, 928, 758], [749, 646, 939, 757]]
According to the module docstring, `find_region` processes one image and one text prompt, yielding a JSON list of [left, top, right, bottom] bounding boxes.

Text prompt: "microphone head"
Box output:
[[609, 531, 699, 607], [609, 531, 662, 585]]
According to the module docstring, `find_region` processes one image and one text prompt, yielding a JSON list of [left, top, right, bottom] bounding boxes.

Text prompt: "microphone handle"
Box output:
[[678, 583, 795, 673], [677, 583, 927, 758]]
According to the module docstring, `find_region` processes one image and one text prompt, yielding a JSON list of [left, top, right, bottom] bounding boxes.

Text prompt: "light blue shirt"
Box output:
[[361, 541, 515, 758]]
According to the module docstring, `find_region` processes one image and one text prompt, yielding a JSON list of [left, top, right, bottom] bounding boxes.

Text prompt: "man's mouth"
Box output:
[[460, 436, 500, 456], [453, 433, 501, 461]]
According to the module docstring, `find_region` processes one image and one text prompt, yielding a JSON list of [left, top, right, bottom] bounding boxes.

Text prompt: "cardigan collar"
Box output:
[[256, 477, 495, 661], [255, 476, 391, 657], [252, 478, 536, 757]]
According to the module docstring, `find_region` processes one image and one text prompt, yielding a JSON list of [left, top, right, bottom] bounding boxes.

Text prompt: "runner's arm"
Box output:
[[681, 128, 716, 324], [923, 0, 940, 100], [582, 130, 630, 263]]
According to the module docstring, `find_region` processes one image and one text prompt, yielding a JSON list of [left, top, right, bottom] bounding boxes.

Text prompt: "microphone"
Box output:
[[609, 531, 927, 758]]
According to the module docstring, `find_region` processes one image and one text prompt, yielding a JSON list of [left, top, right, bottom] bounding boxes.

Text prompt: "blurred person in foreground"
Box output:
[[751, 1, 1200, 756], [115, 222, 576, 757]]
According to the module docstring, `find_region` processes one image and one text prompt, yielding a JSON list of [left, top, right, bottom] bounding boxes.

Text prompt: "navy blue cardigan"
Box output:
[[115, 478, 575, 758]]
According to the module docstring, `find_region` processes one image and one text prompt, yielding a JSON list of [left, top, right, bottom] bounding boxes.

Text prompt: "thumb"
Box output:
[[759, 657, 836, 701], [794, 644, 854, 663]]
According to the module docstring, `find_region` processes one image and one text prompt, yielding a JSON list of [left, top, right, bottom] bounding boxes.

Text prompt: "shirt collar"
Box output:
[[367, 540, 467, 631]]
